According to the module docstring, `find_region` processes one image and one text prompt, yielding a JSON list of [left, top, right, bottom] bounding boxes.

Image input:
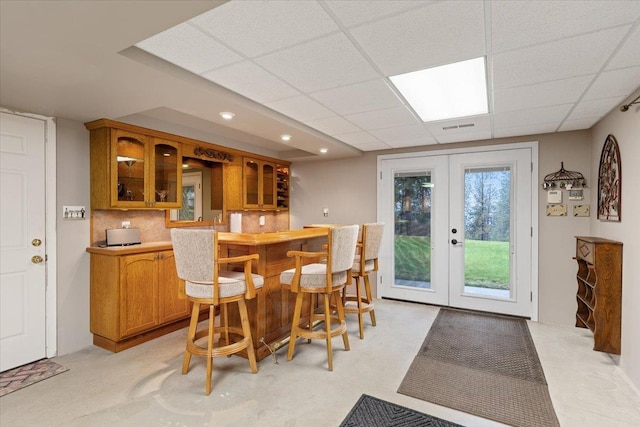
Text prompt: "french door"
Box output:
[[377, 146, 535, 318]]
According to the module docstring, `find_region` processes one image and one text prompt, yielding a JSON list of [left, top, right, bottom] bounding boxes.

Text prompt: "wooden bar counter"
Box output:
[[218, 228, 329, 361]]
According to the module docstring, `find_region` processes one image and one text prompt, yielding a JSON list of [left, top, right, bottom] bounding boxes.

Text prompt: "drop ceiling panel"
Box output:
[[492, 27, 630, 90], [494, 104, 572, 129], [255, 33, 379, 93], [332, 131, 381, 146], [370, 123, 434, 144], [494, 123, 560, 139], [265, 95, 335, 122], [190, 1, 338, 57], [304, 115, 361, 136], [135, 23, 242, 74], [582, 67, 640, 100], [324, 0, 432, 28], [568, 97, 624, 120], [202, 61, 299, 103], [491, 0, 640, 53], [387, 136, 438, 148], [558, 117, 601, 132], [349, 0, 486, 76], [493, 76, 594, 113], [436, 130, 493, 144], [345, 106, 419, 131], [309, 79, 403, 116], [606, 26, 640, 70]]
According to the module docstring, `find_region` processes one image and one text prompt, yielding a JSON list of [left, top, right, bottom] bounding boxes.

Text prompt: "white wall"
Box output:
[[590, 89, 640, 391], [55, 119, 92, 354]]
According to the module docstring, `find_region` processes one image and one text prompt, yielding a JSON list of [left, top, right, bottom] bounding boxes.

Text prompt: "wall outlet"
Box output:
[[121, 221, 131, 229], [323, 208, 329, 217]]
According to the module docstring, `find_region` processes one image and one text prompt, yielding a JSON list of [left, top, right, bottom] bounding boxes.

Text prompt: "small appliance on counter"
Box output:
[[105, 228, 141, 246]]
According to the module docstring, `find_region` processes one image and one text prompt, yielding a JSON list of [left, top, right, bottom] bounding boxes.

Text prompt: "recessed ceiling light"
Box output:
[[280, 134, 292, 142], [389, 57, 488, 122], [219, 112, 235, 120], [320, 148, 328, 154]]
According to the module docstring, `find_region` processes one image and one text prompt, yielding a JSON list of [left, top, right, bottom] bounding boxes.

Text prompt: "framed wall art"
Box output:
[[597, 134, 621, 221]]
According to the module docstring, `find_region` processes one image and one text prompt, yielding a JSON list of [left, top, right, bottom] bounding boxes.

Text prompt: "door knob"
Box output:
[[451, 239, 463, 246], [31, 255, 44, 264], [32, 238, 42, 246]]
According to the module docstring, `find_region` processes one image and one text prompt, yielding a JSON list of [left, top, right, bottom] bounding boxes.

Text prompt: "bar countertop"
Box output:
[[86, 227, 330, 255]]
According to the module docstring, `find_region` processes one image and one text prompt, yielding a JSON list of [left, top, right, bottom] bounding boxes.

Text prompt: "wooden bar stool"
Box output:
[[171, 229, 263, 395], [280, 225, 359, 371], [343, 223, 384, 339]]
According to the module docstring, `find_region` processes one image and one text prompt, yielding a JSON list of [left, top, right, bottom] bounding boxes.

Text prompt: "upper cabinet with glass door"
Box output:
[[243, 157, 277, 210], [86, 120, 182, 209]]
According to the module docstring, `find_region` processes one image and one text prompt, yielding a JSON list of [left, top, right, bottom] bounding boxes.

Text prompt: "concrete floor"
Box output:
[[1, 299, 639, 426]]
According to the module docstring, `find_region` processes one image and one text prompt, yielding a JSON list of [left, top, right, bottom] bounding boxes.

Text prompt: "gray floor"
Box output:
[[1, 299, 639, 426]]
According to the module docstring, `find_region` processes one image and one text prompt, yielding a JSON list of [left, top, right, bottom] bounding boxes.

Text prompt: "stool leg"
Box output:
[[355, 276, 364, 339], [307, 293, 313, 343], [287, 292, 304, 361], [183, 301, 200, 375], [364, 274, 376, 326], [323, 293, 333, 371], [221, 303, 230, 354], [205, 304, 216, 395], [334, 290, 350, 351], [237, 299, 258, 373]]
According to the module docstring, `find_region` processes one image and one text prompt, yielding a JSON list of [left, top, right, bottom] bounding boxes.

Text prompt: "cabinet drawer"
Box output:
[[576, 240, 594, 264]]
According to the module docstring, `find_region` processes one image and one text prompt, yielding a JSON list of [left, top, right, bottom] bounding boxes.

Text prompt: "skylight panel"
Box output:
[[390, 57, 488, 122]]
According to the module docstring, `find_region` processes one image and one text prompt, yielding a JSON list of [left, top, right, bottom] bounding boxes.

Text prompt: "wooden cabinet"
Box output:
[[276, 166, 289, 209], [574, 236, 622, 354], [86, 120, 182, 209], [88, 246, 192, 352], [243, 157, 276, 209]]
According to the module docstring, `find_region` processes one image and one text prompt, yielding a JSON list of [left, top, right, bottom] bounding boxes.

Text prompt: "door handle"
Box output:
[[451, 239, 463, 246], [31, 255, 44, 264]]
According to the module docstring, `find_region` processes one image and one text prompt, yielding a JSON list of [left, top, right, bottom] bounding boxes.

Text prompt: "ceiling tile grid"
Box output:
[[133, 0, 640, 155]]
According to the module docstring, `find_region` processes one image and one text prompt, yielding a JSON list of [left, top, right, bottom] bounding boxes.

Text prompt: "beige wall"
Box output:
[[55, 118, 92, 354], [291, 131, 592, 326], [590, 89, 640, 390]]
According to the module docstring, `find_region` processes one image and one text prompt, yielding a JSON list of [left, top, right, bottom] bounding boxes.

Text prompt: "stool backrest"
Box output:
[[171, 228, 218, 284], [362, 223, 384, 262], [328, 225, 360, 274]]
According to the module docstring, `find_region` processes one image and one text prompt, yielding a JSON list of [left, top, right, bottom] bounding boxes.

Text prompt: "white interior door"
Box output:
[[0, 112, 47, 371], [378, 146, 534, 318]]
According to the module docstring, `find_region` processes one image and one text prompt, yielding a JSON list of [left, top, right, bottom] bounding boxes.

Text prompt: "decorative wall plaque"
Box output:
[[597, 135, 621, 222], [193, 147, 235, 162]]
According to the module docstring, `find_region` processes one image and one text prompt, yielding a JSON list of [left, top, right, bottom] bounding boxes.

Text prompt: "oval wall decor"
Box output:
[[597, 134, 621, 222]]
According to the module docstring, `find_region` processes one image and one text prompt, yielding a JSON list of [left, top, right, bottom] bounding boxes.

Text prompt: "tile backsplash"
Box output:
[[91, 210, 290, 246]]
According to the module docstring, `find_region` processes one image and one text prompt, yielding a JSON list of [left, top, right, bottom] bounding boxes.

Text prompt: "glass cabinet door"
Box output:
[[152, 139, 181, 208], [244, 159, 260, 207], [114, 130, 148, 207], [261, 162, 275, 208]]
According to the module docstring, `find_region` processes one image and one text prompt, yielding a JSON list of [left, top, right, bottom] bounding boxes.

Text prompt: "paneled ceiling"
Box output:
[[1, 1, 639, 161]]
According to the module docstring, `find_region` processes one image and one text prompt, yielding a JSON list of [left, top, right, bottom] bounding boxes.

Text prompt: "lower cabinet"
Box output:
[[90, 249, 193, 352]]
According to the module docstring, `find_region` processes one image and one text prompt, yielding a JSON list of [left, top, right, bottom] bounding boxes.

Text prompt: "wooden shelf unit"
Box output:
[[574, 236, 622, 354]]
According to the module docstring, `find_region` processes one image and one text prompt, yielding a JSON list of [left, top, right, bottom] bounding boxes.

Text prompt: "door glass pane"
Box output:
[[463, 166, 511, 298], [154, 143, 178, 203], [245, 160, 259, 205], [116, 136, 145, 201], [394, 171, 432, 288], [262, 163, 274, 206]]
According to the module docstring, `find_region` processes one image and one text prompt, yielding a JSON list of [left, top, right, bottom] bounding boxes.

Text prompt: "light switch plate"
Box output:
[[547, 190, 562, 203], [63, 205, 86, 219]]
